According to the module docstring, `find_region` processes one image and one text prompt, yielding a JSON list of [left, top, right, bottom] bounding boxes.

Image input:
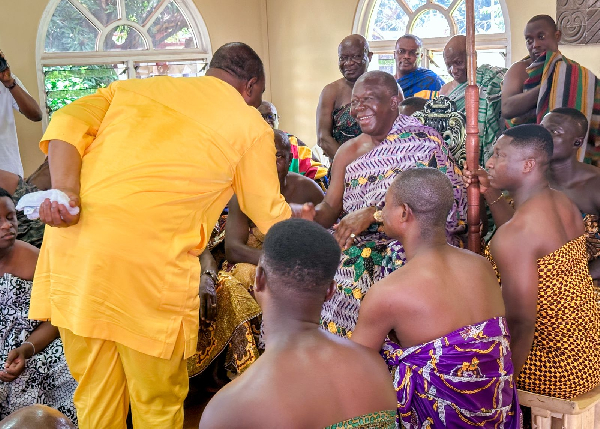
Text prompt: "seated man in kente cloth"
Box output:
[[317, 35, 373, 161], [502, 14, 600, 165], [352, 168, 519, 428], [314, 70, 466, 338], [484, 125, 600, 399], [187, 130, 324, 380], [440, 35, 506, 166], [395, 34, 444, 100], [199, 219, 397, 429], [258, 100, 327, 182]]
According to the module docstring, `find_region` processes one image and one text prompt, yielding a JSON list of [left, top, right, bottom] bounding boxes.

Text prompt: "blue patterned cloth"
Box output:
[[397, 67, 444, 99]]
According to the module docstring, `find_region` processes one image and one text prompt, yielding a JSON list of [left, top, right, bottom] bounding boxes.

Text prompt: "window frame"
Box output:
[[36, 0, 212, 128], [353, 0, 511, 72]]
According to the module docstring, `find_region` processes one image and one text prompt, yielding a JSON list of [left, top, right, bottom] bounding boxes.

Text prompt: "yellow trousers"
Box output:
[[59, 327, 189, 429]]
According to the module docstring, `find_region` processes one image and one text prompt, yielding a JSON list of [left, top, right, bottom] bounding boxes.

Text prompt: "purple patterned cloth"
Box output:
[[320, 115, 467, 338], [382, 317, 520, 428]]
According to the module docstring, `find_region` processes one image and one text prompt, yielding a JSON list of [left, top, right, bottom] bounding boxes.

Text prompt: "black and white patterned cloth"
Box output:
[[0, 273, 78, 425]]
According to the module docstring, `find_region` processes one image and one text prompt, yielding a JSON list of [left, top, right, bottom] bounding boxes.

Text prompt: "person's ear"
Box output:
[[390, 95, 400, 111], [324, 280, 337, 302], [523, 158, 536, 173], [367, 51, 373, 62], [555, 29, 562, 43], [574, 137, 584, 148], [255, 265, 267, 294], [245, 76, 259, 98], [398, 203, 411, 223]]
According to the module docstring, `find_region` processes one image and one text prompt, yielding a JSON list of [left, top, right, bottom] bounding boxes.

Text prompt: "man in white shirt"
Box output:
[[0, 51, 43, 177]]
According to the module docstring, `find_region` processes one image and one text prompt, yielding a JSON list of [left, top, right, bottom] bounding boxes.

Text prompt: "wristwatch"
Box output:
[[5, 80, 17, 91]]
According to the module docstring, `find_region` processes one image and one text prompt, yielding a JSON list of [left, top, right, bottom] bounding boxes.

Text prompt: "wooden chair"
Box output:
[[413, 96, 467, 168], [518, 385, 600, 429]]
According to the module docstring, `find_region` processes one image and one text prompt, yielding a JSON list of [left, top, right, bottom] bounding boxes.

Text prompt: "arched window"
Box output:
[[37, 0, 211, 125], [353, 0, 510, 82]]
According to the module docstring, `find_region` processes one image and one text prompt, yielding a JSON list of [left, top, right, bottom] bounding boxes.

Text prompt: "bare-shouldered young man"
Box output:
[[352, 168, 519, 428], [199, 219, 397, 429], [486, 124, 600, 399], [501, 15, 561, 124]]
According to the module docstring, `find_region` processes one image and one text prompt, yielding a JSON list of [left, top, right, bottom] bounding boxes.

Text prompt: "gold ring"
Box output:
[[211, 304, 217, 308], [350, 233, 356, 239]]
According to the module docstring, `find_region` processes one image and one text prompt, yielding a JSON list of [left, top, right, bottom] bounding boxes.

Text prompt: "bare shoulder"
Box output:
[[286, 172, 324, 205], [439, 81, 456, 96], [333, 134, 368, 166], [320, 79, 344, 100], [199, 372, 256, 428], [489, 215, 532, 260], [507, 59, 530, 73], [503, 60, 530, 83], [364, 265, 416, 308], [11, 240, 39, 281]]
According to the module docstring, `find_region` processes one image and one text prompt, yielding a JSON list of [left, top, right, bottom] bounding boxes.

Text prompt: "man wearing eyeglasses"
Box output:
[[394, 34, 444, 100], [316, 35, 373, 161]]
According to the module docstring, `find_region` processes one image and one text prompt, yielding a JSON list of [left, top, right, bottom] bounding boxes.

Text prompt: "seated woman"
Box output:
[[0, 188, 77, 423], [0, 158, 50, 248], [187, 130, 324, 380]]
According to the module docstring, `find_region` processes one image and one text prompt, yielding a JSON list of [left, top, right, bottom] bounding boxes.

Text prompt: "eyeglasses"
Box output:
[[261, 113, 277, 121], [339, 55, 365, 64], [395, 49, 420, 57]]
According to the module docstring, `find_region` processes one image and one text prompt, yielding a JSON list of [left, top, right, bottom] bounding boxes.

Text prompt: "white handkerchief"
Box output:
[[16, 190, 80, 220]]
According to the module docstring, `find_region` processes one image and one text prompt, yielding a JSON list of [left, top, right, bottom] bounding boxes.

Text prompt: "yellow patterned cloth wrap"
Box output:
[[323, 410, 396, 429], [187, 226, 264, 378], [486, 235, 600, 398]]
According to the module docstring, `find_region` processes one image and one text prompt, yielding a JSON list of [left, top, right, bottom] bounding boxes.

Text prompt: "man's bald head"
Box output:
[[339, 34, 370, 54], [443, 35, 467, 84], [443, 35, 466, 57], [355, 70, 399, 97], [0, 405, 76, 429]]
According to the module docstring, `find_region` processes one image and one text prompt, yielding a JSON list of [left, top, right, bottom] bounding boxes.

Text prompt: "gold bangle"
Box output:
[[488, 194, 504, 207]]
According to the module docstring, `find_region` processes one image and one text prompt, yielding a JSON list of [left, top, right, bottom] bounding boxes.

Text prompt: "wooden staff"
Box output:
[[465, 0, 481, 253]]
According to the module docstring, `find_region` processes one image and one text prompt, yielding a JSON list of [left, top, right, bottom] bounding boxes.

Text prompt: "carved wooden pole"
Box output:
[[465, 0, 481, 253]]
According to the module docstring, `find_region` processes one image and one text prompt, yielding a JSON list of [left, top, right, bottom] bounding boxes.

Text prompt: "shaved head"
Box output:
[[388, 168, 454, 229], [259, 101, 277, 115], [274, 129, 291, 152], [339, 34, 370, 55], [443, 35, 466, 57], [355, 70, 399, 97], [0, 405, 76, 429], [443, 35, 468, 84], [550, 107, 588, 136], [528, 14, 558, 31]]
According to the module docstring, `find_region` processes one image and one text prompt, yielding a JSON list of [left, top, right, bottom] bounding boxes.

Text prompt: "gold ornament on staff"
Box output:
[[465, 0, 481, 253]]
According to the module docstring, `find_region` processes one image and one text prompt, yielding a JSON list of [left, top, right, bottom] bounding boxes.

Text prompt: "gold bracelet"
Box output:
[[487, 194, 504, 207]]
